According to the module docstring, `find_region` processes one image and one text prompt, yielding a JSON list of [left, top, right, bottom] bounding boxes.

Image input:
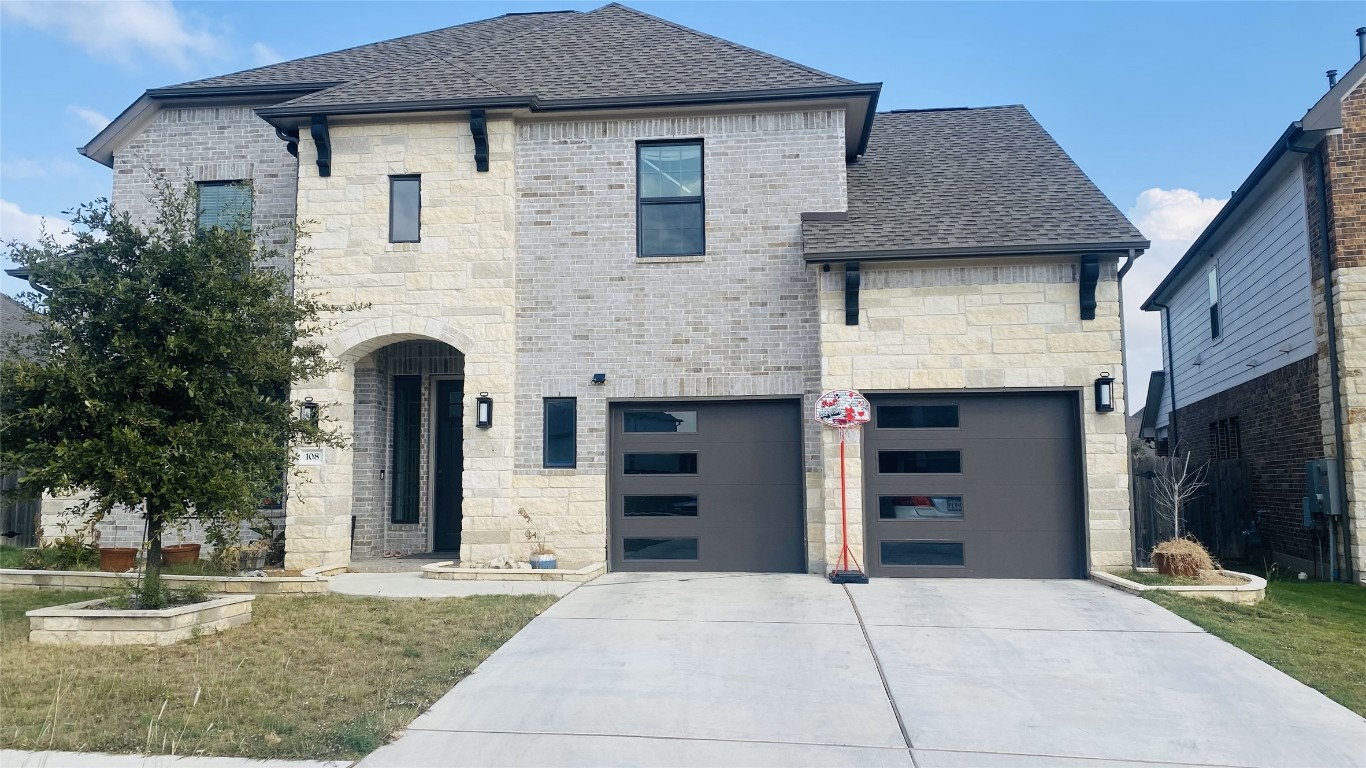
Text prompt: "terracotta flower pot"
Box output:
[[99, 547, 138, 573], [162, 543, 201, 566]]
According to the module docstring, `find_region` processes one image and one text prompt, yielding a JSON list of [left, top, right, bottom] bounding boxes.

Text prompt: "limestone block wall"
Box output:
[[512, 109, 848, 570], [287, 117, 517, 570], [817, 259, 1132, 571]]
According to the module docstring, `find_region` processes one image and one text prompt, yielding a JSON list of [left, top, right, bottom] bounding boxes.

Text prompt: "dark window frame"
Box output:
[[636, 139, 705, 257], [389, 175, 422, 244], [1208, 267, 1222, 341], [543, 397, 577, 468], [390, 375, 423, 524], [196, 180, 252, 233]]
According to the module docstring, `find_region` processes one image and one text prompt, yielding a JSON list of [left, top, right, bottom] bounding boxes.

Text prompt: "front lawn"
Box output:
[[0, 589, 555, 759], [1148, 578, 1366, 716], [0, 545, 26, 569]]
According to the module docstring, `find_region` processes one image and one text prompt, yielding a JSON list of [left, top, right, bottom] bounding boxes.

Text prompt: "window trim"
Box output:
[[1207, 266, 1222, 341], [636, 139, 705, 257], [195, 180, 252, 233], [389, 174, 422, 244], [542, 397, 577, 469]]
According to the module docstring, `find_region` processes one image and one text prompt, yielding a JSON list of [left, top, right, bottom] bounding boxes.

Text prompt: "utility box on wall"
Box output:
[[1303, 458, 1343, 527]]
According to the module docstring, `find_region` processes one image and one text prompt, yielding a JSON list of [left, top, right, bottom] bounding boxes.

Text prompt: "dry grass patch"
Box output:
[[0, 589, 555, 759]]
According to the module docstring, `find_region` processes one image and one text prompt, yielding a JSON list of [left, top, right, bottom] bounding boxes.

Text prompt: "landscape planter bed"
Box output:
[[420, 561, 605, 582], [26, 594, 254, 646], [1092, 568, 1267, 605], [0, 567, 331, 595]]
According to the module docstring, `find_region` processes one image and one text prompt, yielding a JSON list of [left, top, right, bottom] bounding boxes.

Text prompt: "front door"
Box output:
[[432, 379, 463, 552]]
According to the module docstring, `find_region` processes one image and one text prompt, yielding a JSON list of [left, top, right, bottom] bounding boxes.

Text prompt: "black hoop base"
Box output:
[[829, 569, 869, 585]]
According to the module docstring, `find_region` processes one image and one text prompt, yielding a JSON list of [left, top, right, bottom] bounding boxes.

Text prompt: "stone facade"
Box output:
[[511, 110, 847, 570], [817, 259, 1132, 570]]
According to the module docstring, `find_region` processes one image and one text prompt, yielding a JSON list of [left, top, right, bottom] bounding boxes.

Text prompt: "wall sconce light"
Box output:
[[299, 397, 320, 423], [591, 373, 607, 385], [475, 392, 493, 428], [1094, 373, 1115, 413]]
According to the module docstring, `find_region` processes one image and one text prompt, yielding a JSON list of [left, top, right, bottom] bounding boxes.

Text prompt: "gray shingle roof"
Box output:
[[163, 11, 577, 91], [273, 4, 854, 112], [802, 106, 1148, 258]]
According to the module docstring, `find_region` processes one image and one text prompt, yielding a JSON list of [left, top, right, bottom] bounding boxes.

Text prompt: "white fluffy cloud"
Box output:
[[1122, 188, 1228, 412], [68, 105, 111, 132], [1, 199, 76, 247], [1, 0, 225, 70]]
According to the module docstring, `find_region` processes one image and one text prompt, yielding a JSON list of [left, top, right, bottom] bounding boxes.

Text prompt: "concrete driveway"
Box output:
[[359, 573, 1366, 767]]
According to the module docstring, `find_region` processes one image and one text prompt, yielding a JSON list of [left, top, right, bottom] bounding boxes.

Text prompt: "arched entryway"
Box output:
[[351, 340, 465, 558]]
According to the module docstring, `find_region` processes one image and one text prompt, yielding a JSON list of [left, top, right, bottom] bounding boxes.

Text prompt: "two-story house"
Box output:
[[1142, 32, 1366, 582], [60, 3, 1147, 579]]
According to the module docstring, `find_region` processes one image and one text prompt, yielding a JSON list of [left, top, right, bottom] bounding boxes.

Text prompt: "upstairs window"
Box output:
[[637, 141, 703, 256], [389, 175, 421, 243], [1208, 267, 1222, 340], [196, 181, 251, 232]]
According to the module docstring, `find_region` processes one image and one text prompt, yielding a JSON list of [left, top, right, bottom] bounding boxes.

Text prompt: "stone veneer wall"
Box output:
[[512, 110, 848, 570], [287, 117, 517, 570], [42, 104, 298, 550], [817, 259, 1132, 570]]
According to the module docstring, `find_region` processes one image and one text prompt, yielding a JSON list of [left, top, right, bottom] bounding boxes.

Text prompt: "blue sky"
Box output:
[[1, 1, 1363, 398]]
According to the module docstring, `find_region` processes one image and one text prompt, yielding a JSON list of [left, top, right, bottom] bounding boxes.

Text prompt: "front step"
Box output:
[[348, 556, 456, 573]]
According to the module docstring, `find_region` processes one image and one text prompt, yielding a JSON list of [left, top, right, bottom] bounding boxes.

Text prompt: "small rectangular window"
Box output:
[[624, 537, 699, 561], [390, 175, 421, 243], [878, 450, 961, 474], [543, 398, 576, 468], [391, 376, 422, 524], [624, 495, 698, 517], [877, 405, 958, 429], [196, 181, 252, 232], [624, 410, 697, 433], [624, 452, 698, 475], [878, 495, 963, 520], [881, 541, 965, 567], [638, 141, 704, 256], [1208, 268, 1221, 340], [1209, 417, 1240, 459]]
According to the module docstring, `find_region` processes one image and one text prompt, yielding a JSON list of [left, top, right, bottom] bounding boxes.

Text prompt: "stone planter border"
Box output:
[[0, 566, 332, 595], [27, 594, 254, 646], [421, 561, 605, 582], [1092, 567, 1267, 605]]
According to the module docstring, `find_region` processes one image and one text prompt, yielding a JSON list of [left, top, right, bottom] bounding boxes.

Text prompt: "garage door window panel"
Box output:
[[877, 405, 959, 429], [624, 495, 699, 517], [624, 452, 698, 475], [879, 495, 963, 520], [879, 450, 961, 474], [623, 537, 699, 561], [624, 410, 697, 433], [881, 541, 965, 567]]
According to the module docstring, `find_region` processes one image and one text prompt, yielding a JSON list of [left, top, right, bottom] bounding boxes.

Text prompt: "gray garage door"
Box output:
[[864, 393, 1083, 578], [610, 400, 804, 572]]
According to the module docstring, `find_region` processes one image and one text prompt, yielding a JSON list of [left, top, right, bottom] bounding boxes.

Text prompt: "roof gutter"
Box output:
[[803, 240, 1149, 264]]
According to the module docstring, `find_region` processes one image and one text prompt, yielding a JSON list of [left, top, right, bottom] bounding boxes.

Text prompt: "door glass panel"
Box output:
[[623, 537, 699, 560], [879, 495, 963, 519], [879, 450, 961, 474], [391, 376, 422, 524], [624, 495, 698, 517], [881, 541, 964, 566], [877, 405, 958, 429], [624, 452, 698, 474], [624, 410, 697, 433]]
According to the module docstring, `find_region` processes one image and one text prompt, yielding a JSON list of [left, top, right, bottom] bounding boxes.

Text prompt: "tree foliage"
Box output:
[[1, 181, 350, 604]]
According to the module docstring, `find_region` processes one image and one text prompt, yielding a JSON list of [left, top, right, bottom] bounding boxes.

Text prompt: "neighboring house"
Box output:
[[53, 3, 1147, 578], [1142, 33, 1366, 582], [1, 294, 40, 547]]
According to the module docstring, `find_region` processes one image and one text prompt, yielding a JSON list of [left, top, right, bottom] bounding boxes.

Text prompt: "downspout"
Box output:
[[1150, 301, 1178, 448], [1118, 249, 1138, 566], [1288, 141, 1353, 582]]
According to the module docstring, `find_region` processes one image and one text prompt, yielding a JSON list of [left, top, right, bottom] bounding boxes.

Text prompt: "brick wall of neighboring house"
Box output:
[[1169, 355, 1322, 565], [512, 110, 848, 571]]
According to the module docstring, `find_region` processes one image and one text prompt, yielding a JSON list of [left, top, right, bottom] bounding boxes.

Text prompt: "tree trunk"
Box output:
[[143, 497, 165, 607]]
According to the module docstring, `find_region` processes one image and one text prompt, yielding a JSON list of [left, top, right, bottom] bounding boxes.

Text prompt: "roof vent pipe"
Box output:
[[1327, 69, 1339, 87], [1358, 27, 1365, 60]]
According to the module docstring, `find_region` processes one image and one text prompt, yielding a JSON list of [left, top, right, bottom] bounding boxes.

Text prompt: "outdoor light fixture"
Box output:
[[1094, 373, 1115, 413], [475, 392, 493, 428], [299, 397, 320, 423], [591, 373, 607, 385]]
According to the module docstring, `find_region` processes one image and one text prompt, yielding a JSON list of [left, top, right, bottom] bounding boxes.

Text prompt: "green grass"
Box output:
[[0, 546, 26, 569], [0, 589, 556, 759], [1148, 578, 1366, 716]]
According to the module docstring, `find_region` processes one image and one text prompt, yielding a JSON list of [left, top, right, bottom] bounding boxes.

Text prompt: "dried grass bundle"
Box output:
[[1152, 537, 1218, 578]]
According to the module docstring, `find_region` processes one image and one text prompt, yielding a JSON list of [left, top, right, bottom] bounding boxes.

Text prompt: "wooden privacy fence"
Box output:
[[1, 470, 39, 548], [1132, 456, 1252, 564]]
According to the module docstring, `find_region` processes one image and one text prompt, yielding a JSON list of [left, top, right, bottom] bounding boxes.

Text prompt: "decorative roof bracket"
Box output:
[[310, 115, 331, 178], [845, 261, 860, 326], [469, 109, 489, 172], [274, 127, 299, 158], [1079, 254, 1099, 320]]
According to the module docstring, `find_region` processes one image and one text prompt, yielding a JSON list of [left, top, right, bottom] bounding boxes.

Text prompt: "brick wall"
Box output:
[[1169, 355, 1321, 562]]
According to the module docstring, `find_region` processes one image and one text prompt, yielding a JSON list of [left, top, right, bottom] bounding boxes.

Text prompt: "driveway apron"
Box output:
[[359, 574, 1366, 768]]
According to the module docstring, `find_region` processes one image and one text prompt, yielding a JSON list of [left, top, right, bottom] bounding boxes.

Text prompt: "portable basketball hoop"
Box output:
[[815, 389, 871, 584]]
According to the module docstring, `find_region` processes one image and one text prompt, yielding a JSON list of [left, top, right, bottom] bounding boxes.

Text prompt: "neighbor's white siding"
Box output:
[[1157, 164, 1312, 426]]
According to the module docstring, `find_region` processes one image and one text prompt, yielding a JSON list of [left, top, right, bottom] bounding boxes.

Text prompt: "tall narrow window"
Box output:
[[196, 181, 252, 232], [637, 141, 703, 256], [390, 175, 421, 243], [391, 376, 422, 523], [1208, 267, 1221, 340], [544, 398, 576, 468]]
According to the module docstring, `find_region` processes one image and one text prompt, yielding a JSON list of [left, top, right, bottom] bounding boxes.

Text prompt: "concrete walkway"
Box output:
[[327, 570, 577, 598], [1, 751, 350, 768], [358, 572, 1366, 767]]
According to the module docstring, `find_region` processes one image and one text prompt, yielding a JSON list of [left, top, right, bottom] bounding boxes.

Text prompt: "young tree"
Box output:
[[1151, 444, 1210, 540], [1, 181, 349, 605]]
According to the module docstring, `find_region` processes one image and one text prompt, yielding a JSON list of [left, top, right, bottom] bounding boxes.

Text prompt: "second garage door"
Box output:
[[610, 400, 804, 573], [864, 392, 1083, 578]]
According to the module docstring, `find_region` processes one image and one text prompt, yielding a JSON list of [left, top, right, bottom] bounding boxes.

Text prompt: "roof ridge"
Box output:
[[884, 104, 1024, 114], [442, 3, 593, 73], [598, 3, 854, 86]]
